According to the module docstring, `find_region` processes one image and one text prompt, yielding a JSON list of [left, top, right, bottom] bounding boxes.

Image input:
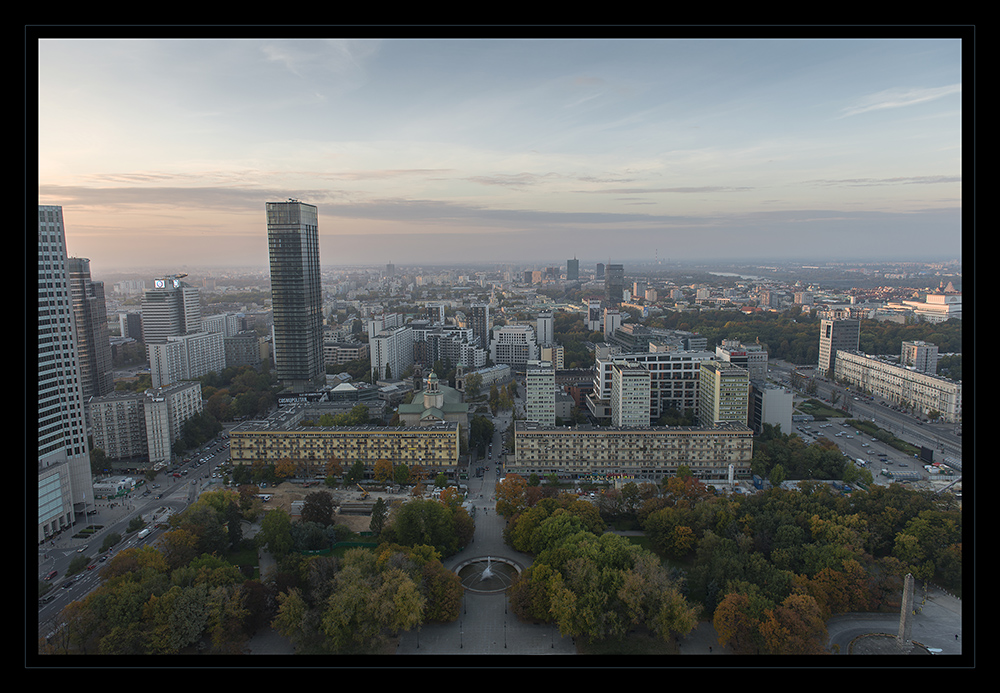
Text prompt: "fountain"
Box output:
[[457, 556, 520, 593]]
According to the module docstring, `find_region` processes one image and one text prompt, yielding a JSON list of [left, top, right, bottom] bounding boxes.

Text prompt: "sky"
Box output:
[[36, 36, 965, 274]]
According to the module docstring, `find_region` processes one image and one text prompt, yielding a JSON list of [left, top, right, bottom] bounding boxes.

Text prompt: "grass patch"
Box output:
[[796, 399, 845, 419]]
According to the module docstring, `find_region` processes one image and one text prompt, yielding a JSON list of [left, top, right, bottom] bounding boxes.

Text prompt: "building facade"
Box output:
[[834, 350, 962, 423], [490, 324, 539, 369], [67, 257, 115, 401], [38, 205, 94, 542], [818, 317, 860, 375], [901, 340, 939, 374], [697, 360, 750, 427], [511, 421, 754, 482], [588, 349, 716, 422], [715, 338, 768, 381], [228, 416, 461, 478], [610, 361, 651, 427], [525, 360, 556, 426], [266, 200, 325, 391], [605, 263, 625, 307]]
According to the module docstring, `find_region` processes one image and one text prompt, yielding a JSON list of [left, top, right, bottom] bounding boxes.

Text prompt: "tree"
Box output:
[[393, 463, 411, 486], [301, 491, 335, 527], [495, 473, 528, 517], [373, 459, 393, 484], [370, 497, 389, 536]]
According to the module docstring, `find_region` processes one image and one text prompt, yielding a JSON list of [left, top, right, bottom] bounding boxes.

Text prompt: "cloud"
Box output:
[[838, 84, 962, 118], [803, 175, 961, 187]]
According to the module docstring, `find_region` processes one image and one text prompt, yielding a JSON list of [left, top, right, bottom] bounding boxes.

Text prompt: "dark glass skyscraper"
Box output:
[[605, 263, 625, 307], [566, 257, 579, 281], [267, 200, 324, 391]]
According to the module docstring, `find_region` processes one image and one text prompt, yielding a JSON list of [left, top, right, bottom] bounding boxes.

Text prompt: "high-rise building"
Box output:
[[603, 308, 621, 340], [697, 360, 750, 427], [67, 257, 114, 401], [611, 361, 651, 427], [266, 200, 325, 391], [596, 263, 605, 280], [38, 205, 94, 542], [901, 340, 939, 374], [605, 263, 624, 307], [525, 360, 556, 426], [470, 303, 491, 349], [141, 276, 201, 345], [566, 257, 579, 281], [536, 311, 554, 346], [818, 317, 860, 375]]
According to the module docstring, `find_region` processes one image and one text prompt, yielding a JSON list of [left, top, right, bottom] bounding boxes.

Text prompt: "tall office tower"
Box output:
[[596, 263, 605, 279], [470, 303, 491, 349], [38, 205, 93, 542], [386, 262, 395, 277], [566, 257, 579, 281], [611, 361, 651, 427], [525, 360, 556, 426], [901, 340, 939, 374], [67, 257, 115, 400], [605, 264, 625, 307], [698, 360, 750, 427], [141, 276, 201, 344], [818, 317, 860, 376], [536, 311, 554, 346], [266, 200, 325, 391]]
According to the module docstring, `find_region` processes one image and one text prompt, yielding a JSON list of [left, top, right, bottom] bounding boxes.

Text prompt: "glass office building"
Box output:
[[266, 200, 324, 391]]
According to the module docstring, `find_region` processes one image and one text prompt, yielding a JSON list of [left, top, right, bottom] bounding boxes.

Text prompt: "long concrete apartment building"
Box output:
[[834, 350, 962, 423], [511, 420, 754, 482]]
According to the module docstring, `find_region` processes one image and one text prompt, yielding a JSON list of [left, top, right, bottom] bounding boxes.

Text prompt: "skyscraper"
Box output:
[[67, 257, 114, 400], [470, 303, 491, 350], [38, 205, 93, 541], [267, 200, 324, 391], [566, 257, 579, 281], [605, 263, 624, 307]]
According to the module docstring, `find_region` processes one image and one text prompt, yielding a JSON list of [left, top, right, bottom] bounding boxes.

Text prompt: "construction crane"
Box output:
[[357, 484, 369, 500]]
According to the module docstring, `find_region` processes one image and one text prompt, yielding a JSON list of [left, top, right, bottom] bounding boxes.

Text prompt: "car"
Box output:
[[39, 594, 56, 605], [77, 544, 88, 553]]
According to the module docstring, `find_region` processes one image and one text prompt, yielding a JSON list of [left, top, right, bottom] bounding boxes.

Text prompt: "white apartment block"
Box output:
[[490, 324, 539, 369], [611, 361, 651, 427], [201, 312, 243, 338], [324, 340, 369, 366], [588, 349, 716, 422], [148, 330, 225, 387], [603, 308, 621, 340], [144, 381, 204, 467], [371, 325, 414, 380], [834, 350, 962, 423], [512, 421, 754, 482], [89, 380, 204, 468], [525, 360, 556, 426]]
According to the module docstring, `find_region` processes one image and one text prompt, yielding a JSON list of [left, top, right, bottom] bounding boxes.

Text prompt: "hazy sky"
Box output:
[[37, 36, 963, 273]]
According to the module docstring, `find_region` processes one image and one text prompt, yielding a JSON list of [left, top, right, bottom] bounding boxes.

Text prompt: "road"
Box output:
[[37, 428, 235, 642]]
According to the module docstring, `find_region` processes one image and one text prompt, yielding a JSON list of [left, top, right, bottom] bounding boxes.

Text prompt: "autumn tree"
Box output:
[[373, 458, 393, 484], [495, 473, 528, 517]]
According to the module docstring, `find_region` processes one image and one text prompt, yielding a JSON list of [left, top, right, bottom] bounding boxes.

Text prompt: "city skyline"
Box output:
[[37, 36, 964, 274]]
